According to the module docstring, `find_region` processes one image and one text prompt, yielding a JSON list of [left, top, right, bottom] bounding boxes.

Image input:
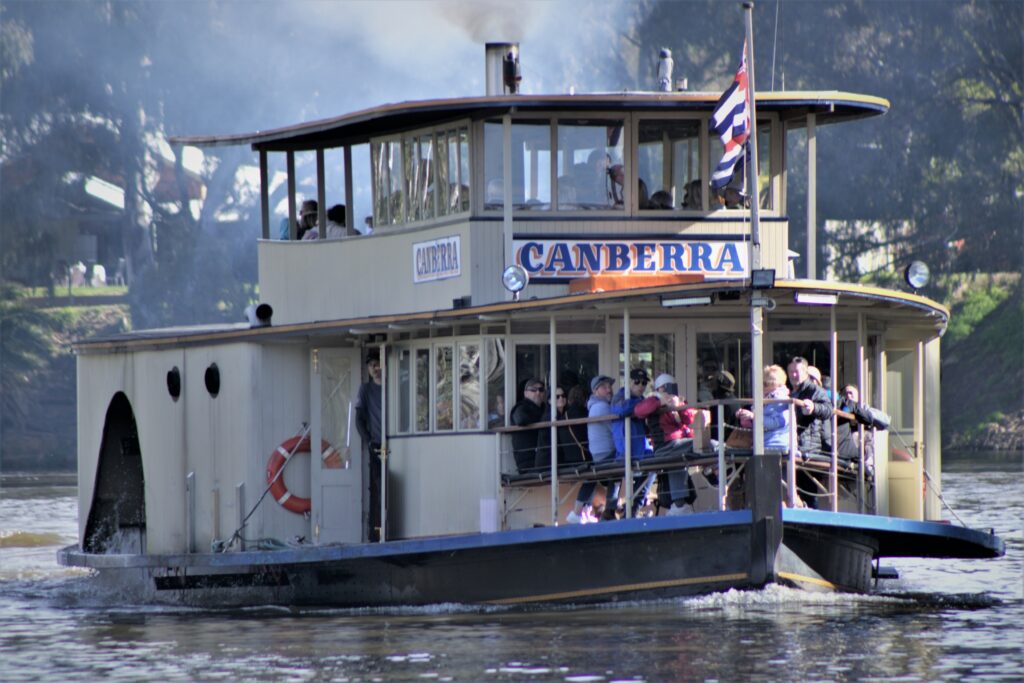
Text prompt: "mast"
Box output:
[[744, 1, 765, 458]]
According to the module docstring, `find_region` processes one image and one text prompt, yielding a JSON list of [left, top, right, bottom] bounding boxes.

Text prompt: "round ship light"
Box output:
[[904, 260, 930, 291], [502, 265, 529, 300]]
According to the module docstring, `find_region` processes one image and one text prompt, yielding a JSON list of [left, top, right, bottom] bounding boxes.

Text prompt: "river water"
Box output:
[[1, 453, 1021, 682]]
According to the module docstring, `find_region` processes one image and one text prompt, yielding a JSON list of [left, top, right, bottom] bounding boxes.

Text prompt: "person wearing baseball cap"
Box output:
[[565, 374, 617, 524], [634, 372, 699, 515]]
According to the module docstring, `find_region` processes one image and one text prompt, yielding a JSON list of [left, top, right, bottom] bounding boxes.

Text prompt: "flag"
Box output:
[[709, 43, 750, 191]]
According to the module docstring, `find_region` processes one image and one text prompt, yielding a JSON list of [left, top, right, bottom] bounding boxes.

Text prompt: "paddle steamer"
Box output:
[[59, 39, 1004, 606]]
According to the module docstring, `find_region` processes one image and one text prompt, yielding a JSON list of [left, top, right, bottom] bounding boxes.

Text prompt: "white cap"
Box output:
[[654, 373, 676, 390]]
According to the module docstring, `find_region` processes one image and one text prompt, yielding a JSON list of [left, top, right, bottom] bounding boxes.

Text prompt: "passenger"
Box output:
[[682, 179, 703, 209], [556, 385, 589, 465], [787, 356, 833, 458], [709, 370, 739, 442], [609, 164, 625, 205], [575, 149, 612, 207], [634, 373, 700, 515], [610, 368, 655, 517], [835, 384, 889, 468], [566, 375, 616, 524], [649, 190, 673, 210], [487, 394, 506, 429], [325, 204, 346, 239], [722, 186, 745, 209], [637, 178, 651, 209], [355, 355, 384, 542], [611, 368, 653, 462], [509, 378, 550, 472], [297, 199, 318, 240], [736, 365, 792, 452]]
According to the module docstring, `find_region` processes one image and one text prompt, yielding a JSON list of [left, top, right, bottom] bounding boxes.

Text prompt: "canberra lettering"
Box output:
[[513, 239, 748, 280]]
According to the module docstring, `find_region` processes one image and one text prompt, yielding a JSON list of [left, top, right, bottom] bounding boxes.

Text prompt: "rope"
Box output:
[[219, 422, 311, 552]]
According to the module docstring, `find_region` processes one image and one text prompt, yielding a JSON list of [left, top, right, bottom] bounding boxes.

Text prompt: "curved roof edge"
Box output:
[[73, 278, 943, 354], [170, 91, 889, 151]]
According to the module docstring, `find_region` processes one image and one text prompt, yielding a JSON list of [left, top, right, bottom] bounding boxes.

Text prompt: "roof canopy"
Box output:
[[172, 91, 889, 152]]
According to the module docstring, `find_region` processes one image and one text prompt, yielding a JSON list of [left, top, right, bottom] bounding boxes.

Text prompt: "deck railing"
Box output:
[[495, 397, 879, 525]]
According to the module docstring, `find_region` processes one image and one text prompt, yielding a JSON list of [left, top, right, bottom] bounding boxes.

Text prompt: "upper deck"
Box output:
[[175, 89, 889, 326]]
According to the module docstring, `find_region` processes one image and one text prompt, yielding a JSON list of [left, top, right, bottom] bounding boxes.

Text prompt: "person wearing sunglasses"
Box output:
[[608, 368, 654, 517], [509, 378, 550, 473]]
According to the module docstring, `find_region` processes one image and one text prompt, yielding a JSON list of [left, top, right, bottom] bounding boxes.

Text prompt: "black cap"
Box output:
[[629, 367, 650, 383]]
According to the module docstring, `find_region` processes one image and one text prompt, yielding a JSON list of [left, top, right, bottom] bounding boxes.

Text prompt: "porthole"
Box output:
[[166, 367, 182, 401], [204, 363, 220, 397]]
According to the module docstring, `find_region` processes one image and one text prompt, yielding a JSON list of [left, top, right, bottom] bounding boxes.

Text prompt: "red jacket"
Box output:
[[634, 395, 697, 448]]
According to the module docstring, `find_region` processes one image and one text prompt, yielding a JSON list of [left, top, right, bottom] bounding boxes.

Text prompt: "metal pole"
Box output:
[[380, 342, 387, 544], [549, 316, 559, 524], [717, 404, 726, 510], [744, 2, 765, 460], [807, 113, 817, 279], [344, 145, 355, 235], [286, 151, 297, 241], [857, 312, 866, 513], [259, 150, 270, 240], [830, 305, 839, 512], [316, 148, 326, 239], [623, 307, 633, 518]]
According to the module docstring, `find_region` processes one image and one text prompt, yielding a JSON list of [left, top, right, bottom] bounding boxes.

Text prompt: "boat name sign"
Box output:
[[513, 237, 749, 282], [413, 235, 461, 283]]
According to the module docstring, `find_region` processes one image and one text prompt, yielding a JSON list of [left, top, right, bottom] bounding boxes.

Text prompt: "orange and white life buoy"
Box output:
[[266, 436, 341, 514]]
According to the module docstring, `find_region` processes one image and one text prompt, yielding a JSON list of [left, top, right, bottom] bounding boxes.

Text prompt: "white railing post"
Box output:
[[717, 403, 726, 510], [787, 402, 797, 509]]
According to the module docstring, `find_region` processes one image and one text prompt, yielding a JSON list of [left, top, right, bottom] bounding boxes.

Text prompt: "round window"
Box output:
[[204, 363, 220, 397], [166, 367, 182, 401]]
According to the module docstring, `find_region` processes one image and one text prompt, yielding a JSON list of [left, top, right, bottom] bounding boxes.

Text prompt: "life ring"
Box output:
[[266, 436, 340, 514]]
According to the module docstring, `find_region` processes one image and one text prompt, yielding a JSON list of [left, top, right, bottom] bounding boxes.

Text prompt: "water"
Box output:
[[1, 455, 1021, 682]]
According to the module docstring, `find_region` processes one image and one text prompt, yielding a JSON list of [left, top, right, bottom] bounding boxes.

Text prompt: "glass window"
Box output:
[[422, 134, 436, 220], [458, 127, 470, 213], [637, 120, 701, 211], [515, 343, 599, 400], [618, 334, 674, 396], [403, 139, 417, 222], [435, 345, 454, 431], [486, 338, 506, 429], [556, 120, 625, 211], [697, 333, 752, 401], [386, 140, 404, 224], [372, 141, 389, 226], [483, 120, 552, 211], [415, 348, 430, 432], [459, 343, 481, 430], [709, 120, 771, 210], [435, 132, 449, 217], [398, 348, 411, 433]]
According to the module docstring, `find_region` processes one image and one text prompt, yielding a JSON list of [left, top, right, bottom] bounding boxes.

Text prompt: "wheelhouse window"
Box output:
[[371, 123, 469, 228], [483, 120, 552, 211], [556, 120, 625, 211], [637, 119, 702, 211]]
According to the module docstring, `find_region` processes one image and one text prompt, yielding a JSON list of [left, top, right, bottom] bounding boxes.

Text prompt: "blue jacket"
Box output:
[[763, 388, 792, 450], [610, 388, 652, 460], [587, 394, 616, 461]]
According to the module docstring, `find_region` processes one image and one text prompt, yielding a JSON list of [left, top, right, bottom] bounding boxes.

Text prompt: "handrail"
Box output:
[[493, 395, 879, 523]]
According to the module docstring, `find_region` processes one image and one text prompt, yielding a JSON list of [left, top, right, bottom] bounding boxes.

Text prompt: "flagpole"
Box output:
[[744, 1, 765, 458]]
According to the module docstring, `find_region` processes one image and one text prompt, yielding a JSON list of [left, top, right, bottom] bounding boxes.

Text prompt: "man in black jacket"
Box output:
[[787, 356, 833, 457], [509, 378, 550, 472]]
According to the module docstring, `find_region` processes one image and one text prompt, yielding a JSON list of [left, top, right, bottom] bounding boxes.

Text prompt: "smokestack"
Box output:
[[485, 42, 520, 95]]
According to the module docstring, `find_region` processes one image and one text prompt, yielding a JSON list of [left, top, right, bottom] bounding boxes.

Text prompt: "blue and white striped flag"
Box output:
[[709, 43, 750, 191]]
